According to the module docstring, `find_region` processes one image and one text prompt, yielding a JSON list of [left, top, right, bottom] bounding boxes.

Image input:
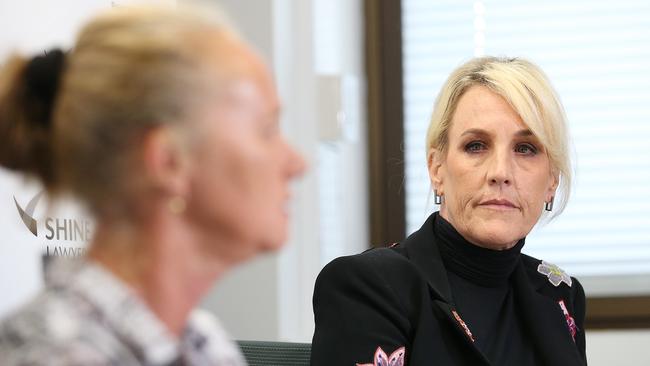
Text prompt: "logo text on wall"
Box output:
[[14, 192, 91, 257]]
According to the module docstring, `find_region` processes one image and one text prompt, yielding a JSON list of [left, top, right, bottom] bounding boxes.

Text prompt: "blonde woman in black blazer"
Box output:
[[311, 57, 586, 366]]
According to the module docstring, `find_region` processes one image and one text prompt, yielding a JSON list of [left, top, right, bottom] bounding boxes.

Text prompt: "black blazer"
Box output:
[[311, 214, 587, 366]]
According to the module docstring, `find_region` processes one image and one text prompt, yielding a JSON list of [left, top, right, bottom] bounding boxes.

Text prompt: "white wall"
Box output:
[[0, 1, 107, 61], [586, 330, 650, 366]]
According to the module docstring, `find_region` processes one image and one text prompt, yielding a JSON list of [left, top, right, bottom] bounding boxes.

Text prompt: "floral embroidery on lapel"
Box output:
[[451, 310, 475, 342], [356, 346, 405, 366], [537, 260, 572, 287], [558, 299, 577, 341]]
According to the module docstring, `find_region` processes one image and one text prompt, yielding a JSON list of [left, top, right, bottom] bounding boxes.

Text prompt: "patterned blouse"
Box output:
[[0, 258, 246, 366]]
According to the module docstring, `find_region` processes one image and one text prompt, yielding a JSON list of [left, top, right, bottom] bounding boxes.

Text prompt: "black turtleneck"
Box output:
[[436, 214, 524, 287], [435, 213, 538, 366]]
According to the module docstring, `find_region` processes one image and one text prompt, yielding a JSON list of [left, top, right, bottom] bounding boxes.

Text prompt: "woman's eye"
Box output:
[[515, 143, 538, 155], [464, 141, 486, 153]]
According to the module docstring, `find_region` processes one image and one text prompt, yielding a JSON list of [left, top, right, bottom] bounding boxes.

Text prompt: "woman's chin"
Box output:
[[259, 231, 288, 253], [462, 221, 525, 250], [470, 230, 522, 250], [469, 215, 531, 247]]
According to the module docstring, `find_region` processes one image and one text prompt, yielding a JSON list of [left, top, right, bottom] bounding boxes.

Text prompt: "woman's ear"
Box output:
[[141, 126, 190, 197], [428, 148, 444, 194], [546, 170, 560, 202]]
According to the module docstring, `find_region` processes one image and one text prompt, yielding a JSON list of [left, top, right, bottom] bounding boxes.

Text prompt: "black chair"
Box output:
[[237, 340, 311, 366]]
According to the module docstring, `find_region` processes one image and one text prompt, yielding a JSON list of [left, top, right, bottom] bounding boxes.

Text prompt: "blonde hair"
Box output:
[[426, 57, 571, 217], [0, 5, 235, 216]]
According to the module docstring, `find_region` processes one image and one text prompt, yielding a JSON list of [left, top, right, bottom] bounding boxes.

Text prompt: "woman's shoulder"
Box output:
[[0, 289, 106, 365], [317, 246, 423, 285], [312, 248, 430, 366], [0, 288, 75, 339]]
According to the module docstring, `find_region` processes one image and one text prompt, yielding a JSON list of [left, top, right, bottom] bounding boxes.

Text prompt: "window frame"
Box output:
[[365, 0, 406, 247]]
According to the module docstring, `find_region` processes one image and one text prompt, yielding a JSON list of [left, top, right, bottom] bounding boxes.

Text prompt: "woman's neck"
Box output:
[[86, 213, 230, 336]]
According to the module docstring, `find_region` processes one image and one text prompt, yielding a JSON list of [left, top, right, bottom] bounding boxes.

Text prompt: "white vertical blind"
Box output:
[[403, 0, 650, 295]]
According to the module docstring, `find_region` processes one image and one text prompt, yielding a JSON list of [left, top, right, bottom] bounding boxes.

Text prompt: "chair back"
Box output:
[[237, 340, 311, 366]]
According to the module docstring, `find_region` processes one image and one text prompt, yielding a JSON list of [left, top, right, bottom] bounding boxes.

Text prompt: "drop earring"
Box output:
[[434, 189, 443, 205], [544, 197, 554, 212]]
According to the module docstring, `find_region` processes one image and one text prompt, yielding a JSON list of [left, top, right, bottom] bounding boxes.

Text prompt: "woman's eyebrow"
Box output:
[[515, 129, 534, 137], [460, 128, 489, 137], [460, 128, 534, 136], [459, 128, 535, 139]]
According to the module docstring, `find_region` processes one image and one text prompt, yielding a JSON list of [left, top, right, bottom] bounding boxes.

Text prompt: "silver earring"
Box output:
[[434, 189, 442, 205], [545, 197, 554, 212]]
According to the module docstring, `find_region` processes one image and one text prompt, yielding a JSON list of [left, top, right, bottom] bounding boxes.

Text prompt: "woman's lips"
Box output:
[[479, 199, 518, 210]]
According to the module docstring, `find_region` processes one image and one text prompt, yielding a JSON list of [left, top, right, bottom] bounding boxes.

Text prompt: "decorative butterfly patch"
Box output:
[[356, 346, 405, 366]]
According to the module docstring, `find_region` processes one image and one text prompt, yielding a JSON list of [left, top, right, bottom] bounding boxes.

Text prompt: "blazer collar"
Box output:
[[402, 213, 453, 303]]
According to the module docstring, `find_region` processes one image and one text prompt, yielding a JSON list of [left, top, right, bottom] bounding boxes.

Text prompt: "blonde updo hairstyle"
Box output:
[[0, 5, 233, 217], [426, 57, 572, 217]]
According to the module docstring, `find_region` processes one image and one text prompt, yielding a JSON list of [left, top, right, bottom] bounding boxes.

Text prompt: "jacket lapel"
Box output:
[[402, 213, 452, 303], [511, 262, 585, 365]]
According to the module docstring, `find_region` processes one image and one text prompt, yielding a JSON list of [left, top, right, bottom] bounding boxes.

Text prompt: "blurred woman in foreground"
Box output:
[[0, 5, 304, 365]]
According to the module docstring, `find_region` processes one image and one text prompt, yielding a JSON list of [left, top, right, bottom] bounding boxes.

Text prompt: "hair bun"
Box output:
[[24, 49, 66, 125]]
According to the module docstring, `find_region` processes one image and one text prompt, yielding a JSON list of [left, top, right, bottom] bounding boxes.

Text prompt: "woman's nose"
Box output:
[[486, 149, 513, 186]]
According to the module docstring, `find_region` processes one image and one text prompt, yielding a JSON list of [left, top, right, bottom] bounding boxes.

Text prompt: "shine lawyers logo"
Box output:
[[13, 192, 91, 257], [14, 192, 42, 236]]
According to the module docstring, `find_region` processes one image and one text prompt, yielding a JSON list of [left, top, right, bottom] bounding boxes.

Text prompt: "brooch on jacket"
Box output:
[[356, 346, 405, 366], [537, 260, 572, 287]]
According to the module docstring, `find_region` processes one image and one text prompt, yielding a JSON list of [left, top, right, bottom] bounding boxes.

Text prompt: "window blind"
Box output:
[[403, 0, 650, 295]]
